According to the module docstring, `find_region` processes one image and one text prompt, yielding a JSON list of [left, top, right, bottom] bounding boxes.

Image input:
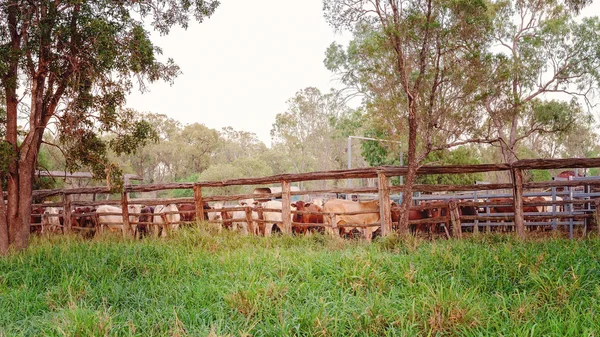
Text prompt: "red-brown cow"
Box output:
[[72, 207, 96, 238], [30, 207, 45, 234], [391, 205, 436, 234], [178, 202, 211, 222], [291, 201, 324, 235]]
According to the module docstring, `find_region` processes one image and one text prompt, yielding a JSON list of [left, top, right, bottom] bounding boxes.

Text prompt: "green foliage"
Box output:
[[0, 0, 220, 194], [416, 147, 484, 185], [529, 170, 553, 182], [198, 157, 274, 196], [3, 233, 600, 336], [271, 87, 356, 176], [360, 130, 401, 167]]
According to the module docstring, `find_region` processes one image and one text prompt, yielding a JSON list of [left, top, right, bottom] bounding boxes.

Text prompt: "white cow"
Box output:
[[42, 207, 62, 234], [96, 205, 125, 233], [538, 196, 564, 213], [204, 202, 224, 232], [153, 204, 181, 237], [311, 198, 324, 208], [95, 204, 141, 234], [230, 199, 260, 235], [128, 204, 142, 234], [261, 200, 296, 236]]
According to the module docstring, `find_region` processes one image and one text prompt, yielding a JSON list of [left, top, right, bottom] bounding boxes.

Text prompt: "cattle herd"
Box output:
[[29, 194, 576, 240]]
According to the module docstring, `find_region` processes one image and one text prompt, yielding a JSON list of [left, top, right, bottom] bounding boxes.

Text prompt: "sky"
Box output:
[[126, 1, 600, 147], [126, 0, 349, 147]]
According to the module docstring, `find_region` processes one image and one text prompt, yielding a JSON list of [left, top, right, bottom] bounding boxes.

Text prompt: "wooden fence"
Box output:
[[29, 158, 600, 239]]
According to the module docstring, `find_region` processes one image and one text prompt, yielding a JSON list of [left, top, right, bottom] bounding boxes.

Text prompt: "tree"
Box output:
[[123, 112, 182, 183], [176, 123, 219, 177], [213, 126, 267, 164], [324, 0, 492, 233], [479, 2, 600, 165], [0, 0, 219, 253], [196, 157, 274, 197], [270, 87, 357, 188]]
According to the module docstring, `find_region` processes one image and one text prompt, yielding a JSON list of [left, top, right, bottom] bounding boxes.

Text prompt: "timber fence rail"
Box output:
[[26, 158, 600, 239]]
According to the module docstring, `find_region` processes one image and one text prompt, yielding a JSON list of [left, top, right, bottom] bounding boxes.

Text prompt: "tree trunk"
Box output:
[[0, 180, 9, 254], [397, 102, 419, 234]]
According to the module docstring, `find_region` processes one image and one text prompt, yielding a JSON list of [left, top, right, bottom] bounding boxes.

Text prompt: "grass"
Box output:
[[1, 227, 600, 336]]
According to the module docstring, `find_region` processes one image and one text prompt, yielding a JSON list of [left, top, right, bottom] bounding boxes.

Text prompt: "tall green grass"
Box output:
[[2, 228, 600, 336]]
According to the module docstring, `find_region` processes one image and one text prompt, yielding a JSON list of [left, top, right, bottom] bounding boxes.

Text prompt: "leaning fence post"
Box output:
[[281, 180, 292, 235], [449, 200, 462, 239], [378, 172, 392, 237], [63, 193, 72, 234], [193, 184, 204, 222], [511, 168, 526, 239], [121, 191, 131, 238]]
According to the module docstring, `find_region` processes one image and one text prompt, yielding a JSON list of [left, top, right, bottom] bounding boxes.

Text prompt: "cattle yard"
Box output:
[[28, 158, 600, 240]]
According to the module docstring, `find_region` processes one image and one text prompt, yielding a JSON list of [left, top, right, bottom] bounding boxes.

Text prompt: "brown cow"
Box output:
[[136, 206, 154, 238], [30, 206, 45, 234], [178, 202, 212, 222], [488, 197, 544, 231], [72, 207, 96, 238], [291, 201, 324, 235], [391, 204, 443, 235], [322, 199, 380, 241]]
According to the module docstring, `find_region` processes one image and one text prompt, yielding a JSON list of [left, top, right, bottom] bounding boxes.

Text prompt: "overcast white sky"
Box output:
[[126, 0, 348, 146], [126, 1, 600, 147]]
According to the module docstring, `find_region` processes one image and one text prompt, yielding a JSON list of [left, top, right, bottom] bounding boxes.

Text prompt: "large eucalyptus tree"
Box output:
[[324, 0, 492, 233], [0, 0, 219, 253]]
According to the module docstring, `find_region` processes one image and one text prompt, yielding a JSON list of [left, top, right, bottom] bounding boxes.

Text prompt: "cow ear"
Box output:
[[291, 203, 296, 208], [305, 203, 311, 207]]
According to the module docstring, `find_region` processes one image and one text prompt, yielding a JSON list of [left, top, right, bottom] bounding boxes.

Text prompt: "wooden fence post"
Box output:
[[378, 172, 392, 237], [193, 184, 204, 222], [511, 168, 525, 239], [281, 180, 292, 235], [121, 191, 131, 238], [594, 198, 600, 237], [448, 200, 462, 239], [63, 193, 72, 233]]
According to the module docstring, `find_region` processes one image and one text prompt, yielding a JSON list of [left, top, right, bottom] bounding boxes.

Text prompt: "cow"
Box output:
[[291, 201, 323, 235], [96, 205, 127, 233], [72, 207, 96, 228], [322, 199, 380, 242], [178, 202, 211, 223], [30, 207, 45, 234], [213, 203, 233, 230], [488, 197, 544, 231], [178, 203, 196, 223], [391, 204, 442, 235], [488, 198, 515, 232], [95, 204, 141, 234], [261, 200, 296, 237], [229, 199, 260, 235], [311, 198, 324, 208], [71, 207, 96, 238], [153, 204, 181, 237], [136, 206, 154, 238]]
